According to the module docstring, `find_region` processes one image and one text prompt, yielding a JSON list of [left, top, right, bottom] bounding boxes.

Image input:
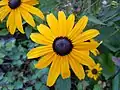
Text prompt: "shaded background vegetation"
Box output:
[[0, 0, 120, 90]]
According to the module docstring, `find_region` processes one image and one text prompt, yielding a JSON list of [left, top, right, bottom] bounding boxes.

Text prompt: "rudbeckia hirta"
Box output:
[[0, 0, 44, 34], [27, 11, 100, 86], [86, 63, 102, 80]]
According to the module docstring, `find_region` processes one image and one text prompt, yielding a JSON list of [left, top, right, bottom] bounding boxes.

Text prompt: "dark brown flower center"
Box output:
[[8, 0, 21, 9], [92, 69, 98, 74], [53, 37, 73, 56]]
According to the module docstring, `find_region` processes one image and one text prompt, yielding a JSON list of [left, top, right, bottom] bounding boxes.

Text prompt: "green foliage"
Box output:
[[112, 68, 120, 90], [55, 77, 71, 90], [0, 0, 120, 90], [98, 53, 115, 79]]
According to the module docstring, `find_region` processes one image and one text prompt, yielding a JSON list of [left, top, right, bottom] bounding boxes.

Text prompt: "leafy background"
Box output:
[[0, 0, 120, 90]]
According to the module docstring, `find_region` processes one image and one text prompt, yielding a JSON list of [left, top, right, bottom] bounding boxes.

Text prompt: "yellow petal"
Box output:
[[47, 55, 60, 86], [90, 39, 100, 56], [91, 49, 99, 56], [15, 8, 24, 34], [23, 0, 38, 5], [19, 7, 35, 27], [0, 6, 11, 21], [70, 49, 95, 67], [73, 29, 100, 43], [35, 52, 55, 69], [73, 42, 99, 50], [37, 24, 54, 41], [68, 16, 88, 40], [0, 0, 7, 6], [46, 13, 58, 36], [0, 6, 7, 13], [72, 49, 96, 67], [61, 56, 70, 79], [27, 45, 52, 59], [7, 10, 16, 35], [66, 14, 75, 35], [58, 11, 66, 36], [69, 55, 85, 80], [30, 33, 52, 45], [21, 3, 44, 20], [22, 0, 30, 2]]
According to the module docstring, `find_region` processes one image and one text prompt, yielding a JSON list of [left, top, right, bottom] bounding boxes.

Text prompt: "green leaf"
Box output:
[[88, 15, 105, 25], [0, 39, 5, 49], [0, 29, 8, 36], [77, 82, 83, 90], [14, 80, 23, 89], [25, 26, 32, 39], [7, 85, 14, 90], [93, 84, 102, 90], [2, 87, 8, 90], [103, 31, 120, 52], [77, 81, 89, 90], [12, 60, 23, 66], [0, 59, 3, 64], [55, 77, 71, 90], [26, 87, 33, 90], [35, 82, 42, 90], [98, 53, 115, 79], [5, 39, 16, 51], [0, 53, 5, 58], [40, 85, 49, 90], [97, 26, 115, 41], [40, 0, 58, 12], [0, 72, 4, 80], [112, 68, 120, 90]]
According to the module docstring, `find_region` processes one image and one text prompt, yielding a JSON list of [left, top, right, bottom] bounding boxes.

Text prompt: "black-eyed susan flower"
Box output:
[[86, 63, 102, 80], [27, 11, 100, 86], [0, 0, 44, 34]]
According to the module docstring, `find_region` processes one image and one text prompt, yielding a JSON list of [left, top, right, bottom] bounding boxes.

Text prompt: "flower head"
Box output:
[[27, 11, 100, 86], [0, 0, 44, 34], [86, 63, 102, 80]]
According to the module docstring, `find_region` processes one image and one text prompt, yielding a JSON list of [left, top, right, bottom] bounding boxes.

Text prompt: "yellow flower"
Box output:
[[86, 63, 102, 80], [90, 39, 100, 56], [27, 11, 100, 86], [0, 0, 44, 34]]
